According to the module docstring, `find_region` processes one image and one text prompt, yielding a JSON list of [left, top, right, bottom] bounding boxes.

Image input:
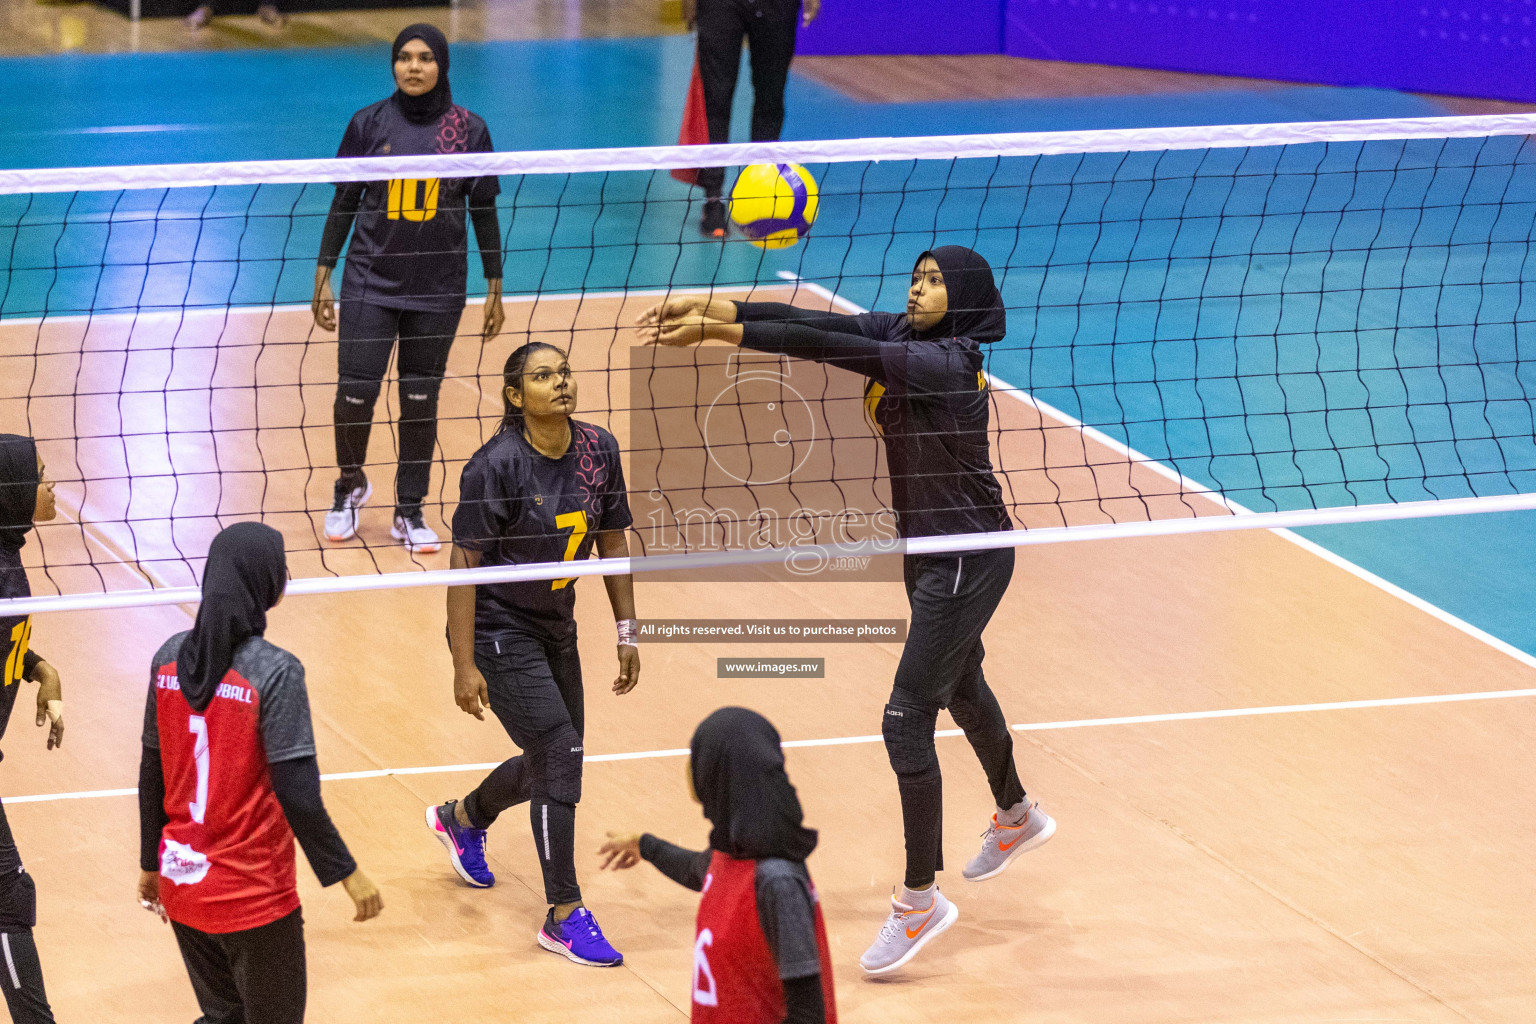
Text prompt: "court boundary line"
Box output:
[[786, 274, 1536, 679], [6, 685, 1531, 806]]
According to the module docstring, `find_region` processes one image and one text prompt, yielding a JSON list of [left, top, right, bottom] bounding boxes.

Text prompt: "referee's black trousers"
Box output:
[[696, 0, 800, 198], [884, 547, 1026, 890], [0, 801, 56, 1024], [172, 907, 306, 1024]]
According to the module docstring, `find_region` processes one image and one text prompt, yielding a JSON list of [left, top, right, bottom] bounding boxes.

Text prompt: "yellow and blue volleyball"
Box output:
[[729, 162, 819, 249]]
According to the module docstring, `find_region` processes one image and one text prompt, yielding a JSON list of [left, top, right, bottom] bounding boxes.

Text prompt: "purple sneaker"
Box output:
[[537, 907, 623, 967], [426, 801, 494, 887]]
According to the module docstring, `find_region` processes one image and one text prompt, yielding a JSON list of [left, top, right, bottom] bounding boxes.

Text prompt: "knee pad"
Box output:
[[541, 724, 585, 806], [334, 377, 382, 418], [882, 699, 940, 780], [398, 377, 443, 420], [0, 867, 37, 931]]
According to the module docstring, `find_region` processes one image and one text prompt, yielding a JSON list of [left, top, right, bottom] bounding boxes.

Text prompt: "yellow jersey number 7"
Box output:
[[4, 617, 33, 688], [551, 510, 589, 591]]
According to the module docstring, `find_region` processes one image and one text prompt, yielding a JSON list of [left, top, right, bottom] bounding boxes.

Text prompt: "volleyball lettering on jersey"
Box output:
[[152, 661, 300, 935], [691, 851, 837, 1024]]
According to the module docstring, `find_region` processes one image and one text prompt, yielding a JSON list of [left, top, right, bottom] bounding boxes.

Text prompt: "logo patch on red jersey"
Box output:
[[160, 839, 211, 886]]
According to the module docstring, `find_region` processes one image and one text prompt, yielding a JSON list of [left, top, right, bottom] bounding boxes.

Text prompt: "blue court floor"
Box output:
[[6, 35, 1536, 658]]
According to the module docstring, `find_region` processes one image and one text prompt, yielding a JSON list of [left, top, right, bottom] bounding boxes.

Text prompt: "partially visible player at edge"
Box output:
[[0, 435, 65, 1024], [137, 523, 382, 1024], [313, 23, 505, 555], [426, 342, 639, 967], [599, 707, 836, 1024], [637, 245, 1055, 975]]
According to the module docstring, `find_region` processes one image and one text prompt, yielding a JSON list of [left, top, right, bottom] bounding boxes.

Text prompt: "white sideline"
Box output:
[[6, 686, 1533, 806], [1, 114, 1532, 195]]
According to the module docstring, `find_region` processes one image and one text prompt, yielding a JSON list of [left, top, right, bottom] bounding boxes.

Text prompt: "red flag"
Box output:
[[671, 59, 708, 187]]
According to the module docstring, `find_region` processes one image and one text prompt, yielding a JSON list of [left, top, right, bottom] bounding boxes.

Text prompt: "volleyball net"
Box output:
[[2, 114, 1534, 614]]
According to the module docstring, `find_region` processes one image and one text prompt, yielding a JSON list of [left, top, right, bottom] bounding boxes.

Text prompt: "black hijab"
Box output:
[[391, 24, 453, 125], [177, 522, 287, 712], [691, 707, 818, 862], [0, 434, 39, 555], [914, 245, 1007, 344]]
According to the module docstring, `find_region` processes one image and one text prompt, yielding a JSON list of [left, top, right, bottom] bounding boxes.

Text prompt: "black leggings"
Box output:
[[883, 547, 1026, 890], [695, 0, 800, 198], [0, 801, 55, 1024], [334, 301, 462, 515], [462, 631, 585, 906], [171, 908, 306, 1024]]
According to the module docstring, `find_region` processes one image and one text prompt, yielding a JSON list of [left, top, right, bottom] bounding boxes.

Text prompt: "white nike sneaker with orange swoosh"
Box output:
[[859, 887, 959, 975], [963, 801, 1056, 881]]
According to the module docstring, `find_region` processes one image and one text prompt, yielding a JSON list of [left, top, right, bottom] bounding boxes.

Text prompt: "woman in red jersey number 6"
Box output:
[[599, 707, 834, 1024], [136, 523, 382, 1024]]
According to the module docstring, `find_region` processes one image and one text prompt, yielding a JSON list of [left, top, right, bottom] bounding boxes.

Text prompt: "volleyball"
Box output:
[[729, 162, 819, 249]]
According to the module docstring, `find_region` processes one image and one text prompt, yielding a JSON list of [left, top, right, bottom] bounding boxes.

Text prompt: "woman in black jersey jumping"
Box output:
[[0, 435, 65, 1024], [425, 342, 640, 968], [638, 246, 1055, 976], [314, 23, 505, 555]]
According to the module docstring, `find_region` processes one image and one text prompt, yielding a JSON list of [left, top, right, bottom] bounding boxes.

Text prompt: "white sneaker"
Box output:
[[324, 478, 371, 542], [858, 887, 959, 976], [963, 802, 1056, 881], [392, 511, 441, 554]]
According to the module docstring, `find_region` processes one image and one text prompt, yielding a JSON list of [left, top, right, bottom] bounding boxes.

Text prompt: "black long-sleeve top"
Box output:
[[734, 301, 1011, 540], [317, 97, 503, 312], [1, 550, 46, 761], [640, 833, 825, 1024]]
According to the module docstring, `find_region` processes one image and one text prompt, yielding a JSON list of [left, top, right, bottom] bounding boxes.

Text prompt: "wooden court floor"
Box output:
[[2, 293, 1535, 1022]]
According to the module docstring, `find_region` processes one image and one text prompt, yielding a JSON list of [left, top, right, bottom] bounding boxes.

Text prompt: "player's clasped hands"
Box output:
[[634, 297, 723, 347]]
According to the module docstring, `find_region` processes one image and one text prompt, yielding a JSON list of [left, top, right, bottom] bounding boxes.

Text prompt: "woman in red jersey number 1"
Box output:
[[136, 523, 381, 1024], [599, 707, 835, 1024]]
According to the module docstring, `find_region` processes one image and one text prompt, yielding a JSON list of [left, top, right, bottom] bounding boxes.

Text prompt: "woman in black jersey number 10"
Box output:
[[599, 708, 836, 1024], [313, 23, 505, 555], [0, 435, 64, 1024], [426, 342, 639, 968], [638, 246, 1056, 976]]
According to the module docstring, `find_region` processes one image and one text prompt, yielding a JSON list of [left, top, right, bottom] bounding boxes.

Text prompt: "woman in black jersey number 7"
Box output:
[[426, 342, 639, 968], [637, 246, 1056, 976], [314, 24, 505, 555]]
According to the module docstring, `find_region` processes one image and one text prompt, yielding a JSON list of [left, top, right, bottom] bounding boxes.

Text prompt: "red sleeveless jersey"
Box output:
[[151, 655, 301, 934], [691, 851, 837, 1024]]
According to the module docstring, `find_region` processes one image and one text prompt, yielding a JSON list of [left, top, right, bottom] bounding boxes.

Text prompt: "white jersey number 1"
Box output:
[[188, 715, 210, 824]]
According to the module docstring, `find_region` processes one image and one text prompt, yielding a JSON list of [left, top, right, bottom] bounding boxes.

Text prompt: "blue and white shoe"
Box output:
[[425, 801, 494, 887], [537, 907, 623, 967]]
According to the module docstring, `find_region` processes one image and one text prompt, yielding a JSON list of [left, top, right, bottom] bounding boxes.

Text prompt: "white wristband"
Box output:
[[617, 618, 639, 647]]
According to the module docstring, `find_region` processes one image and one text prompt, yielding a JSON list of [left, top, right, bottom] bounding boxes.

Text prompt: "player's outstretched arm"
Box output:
[[598, 832, 711, 891]]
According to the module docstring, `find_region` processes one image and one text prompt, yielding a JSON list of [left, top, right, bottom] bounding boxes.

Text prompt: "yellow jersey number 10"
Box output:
[[387, 178, 440, 222], [3, 617, 32, 688]]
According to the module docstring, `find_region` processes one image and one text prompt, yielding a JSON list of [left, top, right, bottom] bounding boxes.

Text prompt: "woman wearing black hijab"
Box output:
[[0, 434, 64, 1024], [136, 522, 382, 1024], [599, 708, 835, 1024], [638, 246, 1055, 974], [314, 24, 505, 555]]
